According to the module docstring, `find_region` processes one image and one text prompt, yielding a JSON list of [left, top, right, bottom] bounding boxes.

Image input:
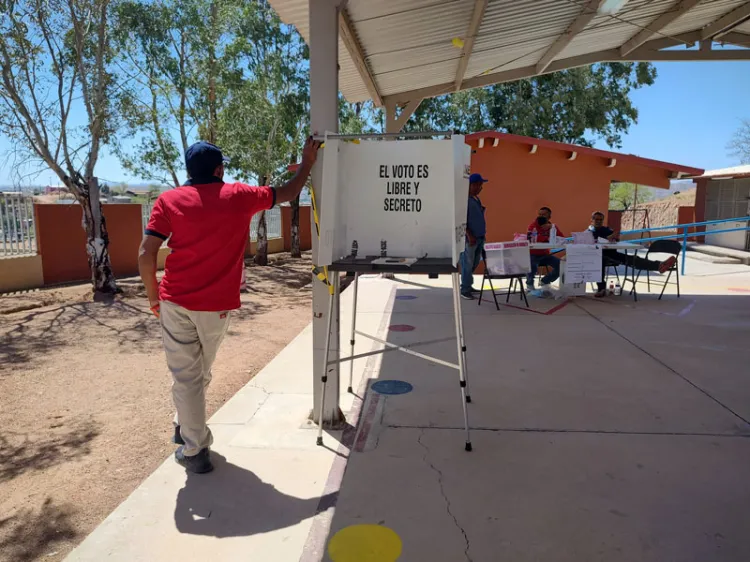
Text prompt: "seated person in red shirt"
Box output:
[[589, 211, 676, 297], [526, 206, 565, 291]]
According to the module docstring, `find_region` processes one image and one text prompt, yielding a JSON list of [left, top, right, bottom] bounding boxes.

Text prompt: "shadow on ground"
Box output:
[[0, 498, 78, 562], [0, 418, 100, 484], [174, 452, 337, 538]]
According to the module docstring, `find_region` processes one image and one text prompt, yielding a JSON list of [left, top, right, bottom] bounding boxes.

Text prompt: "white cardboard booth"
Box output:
[[318, 135, 470, 266], [314, 133, 474, 451]]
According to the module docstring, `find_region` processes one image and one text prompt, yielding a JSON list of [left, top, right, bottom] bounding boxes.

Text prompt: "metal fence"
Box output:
[[250, 206, 282, 241], [141, 203, 282, 241], [1, 192, 36, 257], [621, 216, 750, 275]]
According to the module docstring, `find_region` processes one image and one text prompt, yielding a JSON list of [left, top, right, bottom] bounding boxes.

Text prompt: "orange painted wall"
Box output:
[[35, 204, 143, 285], [468, 139, 673, 242], [281, 205, 312, 252]]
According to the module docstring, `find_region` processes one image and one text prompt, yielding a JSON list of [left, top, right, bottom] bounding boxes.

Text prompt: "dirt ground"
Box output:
[[0, 252, 317, 562]]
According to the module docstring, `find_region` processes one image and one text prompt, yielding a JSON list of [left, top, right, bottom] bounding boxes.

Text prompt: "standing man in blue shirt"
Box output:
[[460, 173, 488, 300]]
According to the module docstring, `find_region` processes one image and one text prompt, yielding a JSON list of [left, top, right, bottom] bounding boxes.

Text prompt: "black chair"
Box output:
[[633, 239, 680, 300], [604, 256, 621, 284], [478, 250, 529, 310]]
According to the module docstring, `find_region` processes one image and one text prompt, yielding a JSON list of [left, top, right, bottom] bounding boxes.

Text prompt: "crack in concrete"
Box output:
[[373, 400, 386, 450], [247, 382, 271, 396], [417, 429, 472, 562]]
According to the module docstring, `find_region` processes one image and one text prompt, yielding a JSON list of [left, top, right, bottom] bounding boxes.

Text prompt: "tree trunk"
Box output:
[[290, 193, 301, 258], [69, 176, 118, 294], [254, 210, 268, 266]]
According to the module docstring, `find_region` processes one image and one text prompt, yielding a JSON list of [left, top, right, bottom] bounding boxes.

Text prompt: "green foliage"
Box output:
[[609, 182, 653, 211], [340, 99, 379, 135], [113, 0, 246, 186], [403, 63, 656, 148], [215, 1, 308, 185], [728, 118, 750, 164], [0, 0, 116, 182]]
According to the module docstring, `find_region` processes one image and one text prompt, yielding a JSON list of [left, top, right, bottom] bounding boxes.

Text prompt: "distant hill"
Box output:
[[650, 179, 695, 200]]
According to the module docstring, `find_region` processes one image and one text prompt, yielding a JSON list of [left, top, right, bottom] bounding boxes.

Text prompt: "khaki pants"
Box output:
[[160, 301, 231, 456]]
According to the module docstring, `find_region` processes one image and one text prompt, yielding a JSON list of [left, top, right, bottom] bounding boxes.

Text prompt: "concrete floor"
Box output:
[[67, 257, 750, 562]]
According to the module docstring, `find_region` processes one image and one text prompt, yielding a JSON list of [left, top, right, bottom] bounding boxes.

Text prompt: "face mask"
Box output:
[[536, 216, 548, 226]]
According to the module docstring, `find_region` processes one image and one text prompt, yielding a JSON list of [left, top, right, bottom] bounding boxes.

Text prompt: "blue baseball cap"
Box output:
[[185, 141, 230, 178], [469, 173, 488, 184]]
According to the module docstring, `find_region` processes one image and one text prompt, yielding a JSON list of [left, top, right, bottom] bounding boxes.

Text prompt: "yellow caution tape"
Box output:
[[309, 181, 334, 295]]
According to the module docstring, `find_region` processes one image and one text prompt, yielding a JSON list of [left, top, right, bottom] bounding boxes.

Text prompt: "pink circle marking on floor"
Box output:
[[388, 324, 415, 332]]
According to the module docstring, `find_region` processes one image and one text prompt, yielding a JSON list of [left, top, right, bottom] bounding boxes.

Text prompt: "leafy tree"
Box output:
[[728, 118, 750, 164], [403, 63, 657, 148], [0, 0, 119, 293], [215, 1, 308, 264], [112, 0, 243, 187], [609, 182, 653, 211]]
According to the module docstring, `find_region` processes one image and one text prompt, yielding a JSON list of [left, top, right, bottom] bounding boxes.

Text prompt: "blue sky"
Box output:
[[0, 60, 748, 186], [592, 60, 750, 171]]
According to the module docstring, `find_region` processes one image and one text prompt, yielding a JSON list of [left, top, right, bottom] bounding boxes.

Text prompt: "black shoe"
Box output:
[[173, 425, 185, 445], [460, 292, 475, 300], [470, 287, 481, 294], [175, 446, 213, 473]]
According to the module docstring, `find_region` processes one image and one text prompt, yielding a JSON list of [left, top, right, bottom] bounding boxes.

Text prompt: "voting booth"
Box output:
[[314, 133, 474, 451], [318, 135, 470, 266]]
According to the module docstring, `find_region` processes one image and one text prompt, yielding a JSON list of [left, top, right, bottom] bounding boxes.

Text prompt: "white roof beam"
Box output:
[[454, 0, 489, 91], [339, 8, 383, 107], [719, 31, 750, 47], [536, 0, 605, 74], [385, 99, 422, 133], [700, 2, 750, 40], [625, 48, 750, 61], [384, 44, 750, 106], [620, 0, 703, 56], [632, 30, 701, 51]]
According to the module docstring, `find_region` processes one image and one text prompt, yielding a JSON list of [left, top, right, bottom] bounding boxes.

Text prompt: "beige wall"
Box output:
[[0, 255, 44, 293], [2, 222, 286, 294]]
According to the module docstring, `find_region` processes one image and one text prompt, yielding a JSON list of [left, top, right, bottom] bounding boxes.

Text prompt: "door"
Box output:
[[704, 178, 750, 250]]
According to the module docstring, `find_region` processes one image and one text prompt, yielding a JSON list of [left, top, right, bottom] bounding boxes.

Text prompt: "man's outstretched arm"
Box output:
[[274, 136, 322, 204]]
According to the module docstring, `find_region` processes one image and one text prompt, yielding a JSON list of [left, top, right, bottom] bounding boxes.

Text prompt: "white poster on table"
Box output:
[[484, 241, 531, 276], [317, 136, 471, 266], [565, 244, 603, 283]]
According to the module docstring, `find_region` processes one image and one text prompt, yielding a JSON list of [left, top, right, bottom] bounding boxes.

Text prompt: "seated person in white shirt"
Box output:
[[589, 211, 676, 298]]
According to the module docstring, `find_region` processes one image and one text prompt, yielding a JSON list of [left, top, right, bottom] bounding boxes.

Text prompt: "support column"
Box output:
[[310, 0, 343, 426]]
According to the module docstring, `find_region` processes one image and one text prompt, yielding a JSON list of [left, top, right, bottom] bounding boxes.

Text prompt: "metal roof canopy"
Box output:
[[691, 164, 750, 178], [271, 0, 750, 113]]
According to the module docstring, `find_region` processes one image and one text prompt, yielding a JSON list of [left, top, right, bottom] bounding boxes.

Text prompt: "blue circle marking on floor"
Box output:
[[371, 380, 413, 395], [395, 295, 418, 300]]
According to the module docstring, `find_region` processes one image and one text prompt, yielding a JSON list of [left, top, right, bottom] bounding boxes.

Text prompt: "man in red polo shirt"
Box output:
[[138, 137, 320, 473], [526, 206, 565, 294]]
